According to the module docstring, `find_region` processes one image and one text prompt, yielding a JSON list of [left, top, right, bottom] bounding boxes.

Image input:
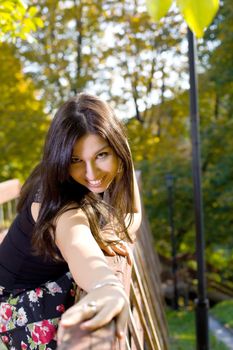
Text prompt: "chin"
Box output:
[[88, 187, 106, 194]]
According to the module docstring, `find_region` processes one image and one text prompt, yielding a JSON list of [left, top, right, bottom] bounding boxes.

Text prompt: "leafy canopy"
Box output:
[[0, 0, 43, 42]]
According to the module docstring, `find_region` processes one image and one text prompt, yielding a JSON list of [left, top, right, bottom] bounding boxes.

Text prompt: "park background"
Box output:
[[0, 0, 232, 348]]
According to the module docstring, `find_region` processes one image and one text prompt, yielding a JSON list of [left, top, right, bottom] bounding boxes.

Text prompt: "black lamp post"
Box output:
[[165, 173, 178, 310], [187, 28, 209, 350]]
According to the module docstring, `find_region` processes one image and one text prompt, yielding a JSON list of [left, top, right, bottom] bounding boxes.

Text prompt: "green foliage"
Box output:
[[126, 0, 233, 284], [199, 85, 233, 277], [167, 308, 229, 350], [127, 90, 195, 257], [210, 300, 233, 329], [0, 0, 43, 42], [127, 71, 233, 276], [0, 43, 49, 181], [199, 0, 233, 280], [199, 0, 233, 114]]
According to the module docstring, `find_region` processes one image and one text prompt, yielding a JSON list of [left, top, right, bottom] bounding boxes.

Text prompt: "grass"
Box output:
[[210, 299, 233, 330], [166, 308, 229, 350]]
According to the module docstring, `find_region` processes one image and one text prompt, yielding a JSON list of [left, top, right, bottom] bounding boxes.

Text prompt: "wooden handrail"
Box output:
[[0, 179, 21, 242], [0, 179, 21, 205], [0, 178, 169, 350]]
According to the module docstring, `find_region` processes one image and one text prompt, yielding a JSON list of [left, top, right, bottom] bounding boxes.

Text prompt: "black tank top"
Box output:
[[0, 200, 69, 290]]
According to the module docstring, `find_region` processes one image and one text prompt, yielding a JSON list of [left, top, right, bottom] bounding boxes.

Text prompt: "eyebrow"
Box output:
[[72, 145, 110, 157]]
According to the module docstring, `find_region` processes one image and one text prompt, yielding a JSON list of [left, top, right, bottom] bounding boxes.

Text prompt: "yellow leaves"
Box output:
[[0, 0, 19, 12], [18, 80, 29, 93], [0, 0, 44, 42], [146, 0, 220, 38], [131, 16, 140, 24], [14, 71, 23, 80], [135, 154, 143, 162], [207, 249, 228, 270], [146, 136, 160, 145], [28, 6, 38, 17], [23, 18, 37, 33], [34, 17, 44, 29], [146, 0, 172, 21], [177, 0, 220, 38]]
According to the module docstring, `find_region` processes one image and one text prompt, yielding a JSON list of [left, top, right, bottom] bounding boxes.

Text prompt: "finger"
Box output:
[[112, 244, 128, 255], [80, 299, 124, 331], [57, 323, 73, 345], [80, 307, 114, 331], [112, 248, 131, 265], [60, 303, 98, 327], [126, 248, 133, 265], [123, 244, 133, 266], [101, 245, 116, 256], [112, 244, 132, 265], [115, 304, 129, 339], [57, 323, 65, 345]]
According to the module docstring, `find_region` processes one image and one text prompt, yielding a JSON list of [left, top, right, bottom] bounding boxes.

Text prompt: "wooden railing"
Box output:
[[0, 179, 21, 242], [0, 178, 169, 350]]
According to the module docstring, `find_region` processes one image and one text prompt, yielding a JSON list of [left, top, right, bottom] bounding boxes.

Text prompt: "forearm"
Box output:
[[55, 209, 121, 292], [124, 168, 142, 237], [124, 212, 141, 238], [67, 236, 121, 292]]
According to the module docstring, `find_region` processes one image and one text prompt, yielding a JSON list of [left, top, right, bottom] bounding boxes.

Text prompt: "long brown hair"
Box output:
[[18, 93, 135, 260]]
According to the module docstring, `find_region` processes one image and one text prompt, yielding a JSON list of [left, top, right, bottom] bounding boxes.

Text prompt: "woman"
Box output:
[[0, 93, 141, 349]]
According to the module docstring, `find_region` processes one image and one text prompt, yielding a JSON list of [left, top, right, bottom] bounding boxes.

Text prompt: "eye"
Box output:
[[96, 152, 109, 159], [71, 157, 82, 164]]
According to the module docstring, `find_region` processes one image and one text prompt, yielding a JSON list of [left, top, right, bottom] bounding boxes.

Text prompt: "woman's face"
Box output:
[[69, 133, 120, 193]]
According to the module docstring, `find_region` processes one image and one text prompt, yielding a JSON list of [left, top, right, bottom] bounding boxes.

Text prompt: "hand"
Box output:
[[98, 225, 133, 265], [57, 285, 129, 345]]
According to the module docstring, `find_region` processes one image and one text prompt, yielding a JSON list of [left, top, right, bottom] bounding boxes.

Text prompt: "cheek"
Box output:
[[109, 157, 120, 176], [99, 159, 118, 178], [69, 166, 83, 181]]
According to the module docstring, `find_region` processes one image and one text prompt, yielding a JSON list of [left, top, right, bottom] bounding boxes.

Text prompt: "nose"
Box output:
[[85, 162, 98, 181]]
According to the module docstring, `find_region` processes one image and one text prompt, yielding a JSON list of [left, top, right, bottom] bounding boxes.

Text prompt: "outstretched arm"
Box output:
[[55, 209, 121, 290], [55, 209, 129, 342]]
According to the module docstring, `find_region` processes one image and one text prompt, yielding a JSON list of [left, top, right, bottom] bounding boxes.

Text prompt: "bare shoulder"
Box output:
[[55, 206, 92, 261], [55, 206, 90, 230], [31, 202, 89, 228]]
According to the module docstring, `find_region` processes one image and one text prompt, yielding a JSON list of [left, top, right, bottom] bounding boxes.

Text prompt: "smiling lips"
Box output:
[[86, 177, 104, 187]]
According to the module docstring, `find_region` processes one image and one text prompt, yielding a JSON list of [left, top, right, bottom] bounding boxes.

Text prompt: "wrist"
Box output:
[[90, 280, 124, 292]]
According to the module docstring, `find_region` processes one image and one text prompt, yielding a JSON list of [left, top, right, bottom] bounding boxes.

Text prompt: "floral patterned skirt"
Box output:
[[0, 272, 76, 350]]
